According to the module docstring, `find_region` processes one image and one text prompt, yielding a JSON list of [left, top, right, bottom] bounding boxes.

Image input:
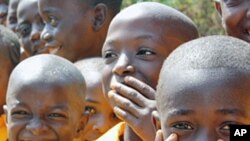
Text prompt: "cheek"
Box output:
[[102, 65, 113, 96]]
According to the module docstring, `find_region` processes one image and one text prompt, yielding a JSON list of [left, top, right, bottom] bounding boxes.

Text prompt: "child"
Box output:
[[6, 0, 19, 32], [4, 54, 88, 141], [153, 35, 250, 141], [16, 0, 48, 57], [214, 0, 250, 43], [0, 25, 20, 141], [0, 0, 8, 25], [99, 2, 199, 141], [74, 57, 120, 141], [38, 0, 122, 62]]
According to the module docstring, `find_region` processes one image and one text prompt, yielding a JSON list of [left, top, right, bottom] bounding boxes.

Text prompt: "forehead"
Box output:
[[7, 81, 78, 106], [18, 0, 38, 16], [158, 68, 250, 114]]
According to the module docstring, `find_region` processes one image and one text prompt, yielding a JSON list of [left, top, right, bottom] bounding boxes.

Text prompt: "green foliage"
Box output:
[[121, 0, 224, 36]]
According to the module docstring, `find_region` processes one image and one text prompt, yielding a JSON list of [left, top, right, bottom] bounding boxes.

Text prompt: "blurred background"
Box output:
[[121, 0, 224, 36]]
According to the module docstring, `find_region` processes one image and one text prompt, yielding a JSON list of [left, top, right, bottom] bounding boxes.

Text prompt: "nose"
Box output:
[[30, 27, 41, 42], [112, 54, 135, 76], [41, 26, 52, 43], [195, 128, 218, 141], [26, 117, 49, 135]]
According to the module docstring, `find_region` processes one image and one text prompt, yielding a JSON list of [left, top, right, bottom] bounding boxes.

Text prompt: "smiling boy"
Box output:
[[100, 2, 199, 141], [4, 54, 88, 141], [38, 0, 122, 62]]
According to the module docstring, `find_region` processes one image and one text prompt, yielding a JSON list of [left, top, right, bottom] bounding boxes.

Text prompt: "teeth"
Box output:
[[49, 47, 60, 54]]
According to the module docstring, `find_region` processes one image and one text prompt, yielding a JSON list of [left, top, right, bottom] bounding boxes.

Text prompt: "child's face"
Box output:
[[5, 82, 86, 141], [82, 73, 120, 140], [0, 54, 12, 114], [102, 17, 179, 100], [216, 0, 250, 43], [7, 0, 19, 32], [17, 0, 47, 56], [158, 69, 250, 141], [38, 0, 94, 62]]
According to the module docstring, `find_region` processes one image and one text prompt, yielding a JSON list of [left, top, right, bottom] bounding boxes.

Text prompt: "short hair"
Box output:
[[88, 0, 122, 16], [0, 25, 20, 67], [113, 2, 199, 43], [7, 54, 86, 104], [156, 35, 250, 107]]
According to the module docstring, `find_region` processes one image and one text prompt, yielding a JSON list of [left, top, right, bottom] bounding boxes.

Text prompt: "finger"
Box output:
[[155, 130, 164, 141], [111, 82, 148, 107], [124, 76, 156, 100], [108, 90, 141, 118], [166, 133, 178, 141], [113, 106, 138, 124]]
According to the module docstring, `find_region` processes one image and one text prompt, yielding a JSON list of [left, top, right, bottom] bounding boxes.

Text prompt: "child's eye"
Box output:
[[48, 16, 58, 27], [48, 113, 66, 119], [11, 110, 30, 119], [84, 106, 96, 115], [136, 48, 156, 56], [8, 16, 17, 24], [17, 23, 31, 37], [172, 122, 193, 130], [103, 51, 117, 59]]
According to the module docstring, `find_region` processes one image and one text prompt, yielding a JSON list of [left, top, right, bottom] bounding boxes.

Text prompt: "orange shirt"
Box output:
[[96, 122, 125, 141], [0, 114, 7, 141]]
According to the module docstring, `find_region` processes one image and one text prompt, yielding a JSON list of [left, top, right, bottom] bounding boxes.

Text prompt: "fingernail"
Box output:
[[124, 76, 130, 82], [168, 133, 177, 140]]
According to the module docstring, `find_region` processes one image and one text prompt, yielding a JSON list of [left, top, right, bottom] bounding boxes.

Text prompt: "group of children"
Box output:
[[0, 0, 250, 141]]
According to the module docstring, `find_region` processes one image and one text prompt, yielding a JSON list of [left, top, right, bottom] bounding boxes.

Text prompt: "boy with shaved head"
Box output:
[[4, 54, 88, 141], [154, 35, 250, 141], [100, 2, 199, 141], [0, 25, 20, 141], [38, 0, 122, 62]]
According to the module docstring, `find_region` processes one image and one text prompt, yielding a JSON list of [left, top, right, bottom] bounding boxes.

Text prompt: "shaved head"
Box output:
[[157, 35, 250, 112], [7, 54, 86, 105], [111, 2, 199, 43]]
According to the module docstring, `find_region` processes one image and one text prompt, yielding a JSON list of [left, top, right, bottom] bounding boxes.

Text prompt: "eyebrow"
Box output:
[[216, 109, 246, 117], [134, 35, 154, 40], [167, 109, 195, 117], [85, 98, 100, 104]]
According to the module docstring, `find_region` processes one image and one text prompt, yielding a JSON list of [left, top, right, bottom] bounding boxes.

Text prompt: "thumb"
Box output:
[[155, 130, 164, 141], [166, 133, 178, 141]]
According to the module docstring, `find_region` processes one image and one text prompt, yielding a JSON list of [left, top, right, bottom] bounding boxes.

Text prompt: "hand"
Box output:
[[155, 131, 178, 141], [108, 76, 156, 141]]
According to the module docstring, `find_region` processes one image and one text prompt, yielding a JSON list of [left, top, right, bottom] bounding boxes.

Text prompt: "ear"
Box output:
[[75, 113, 89, 138], [3, 105, 8, 125], [152, 110, 161, 131], [92, 3, 108, 31], [214, 0, 222, 17]]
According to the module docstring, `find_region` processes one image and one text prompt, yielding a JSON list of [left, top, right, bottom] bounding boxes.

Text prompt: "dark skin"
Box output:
[[38, 0, 110, 62], [0, 0, 8, 25], [154, 69, 250, 141], [102, 3, 198, 141], [4, 54, 88, 141], [215, 0, 250, 43], [74, 70, 120, 141], [16, 0, 48, 56], [7, 0, 19, 32], [0, 51, 13, 114]]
